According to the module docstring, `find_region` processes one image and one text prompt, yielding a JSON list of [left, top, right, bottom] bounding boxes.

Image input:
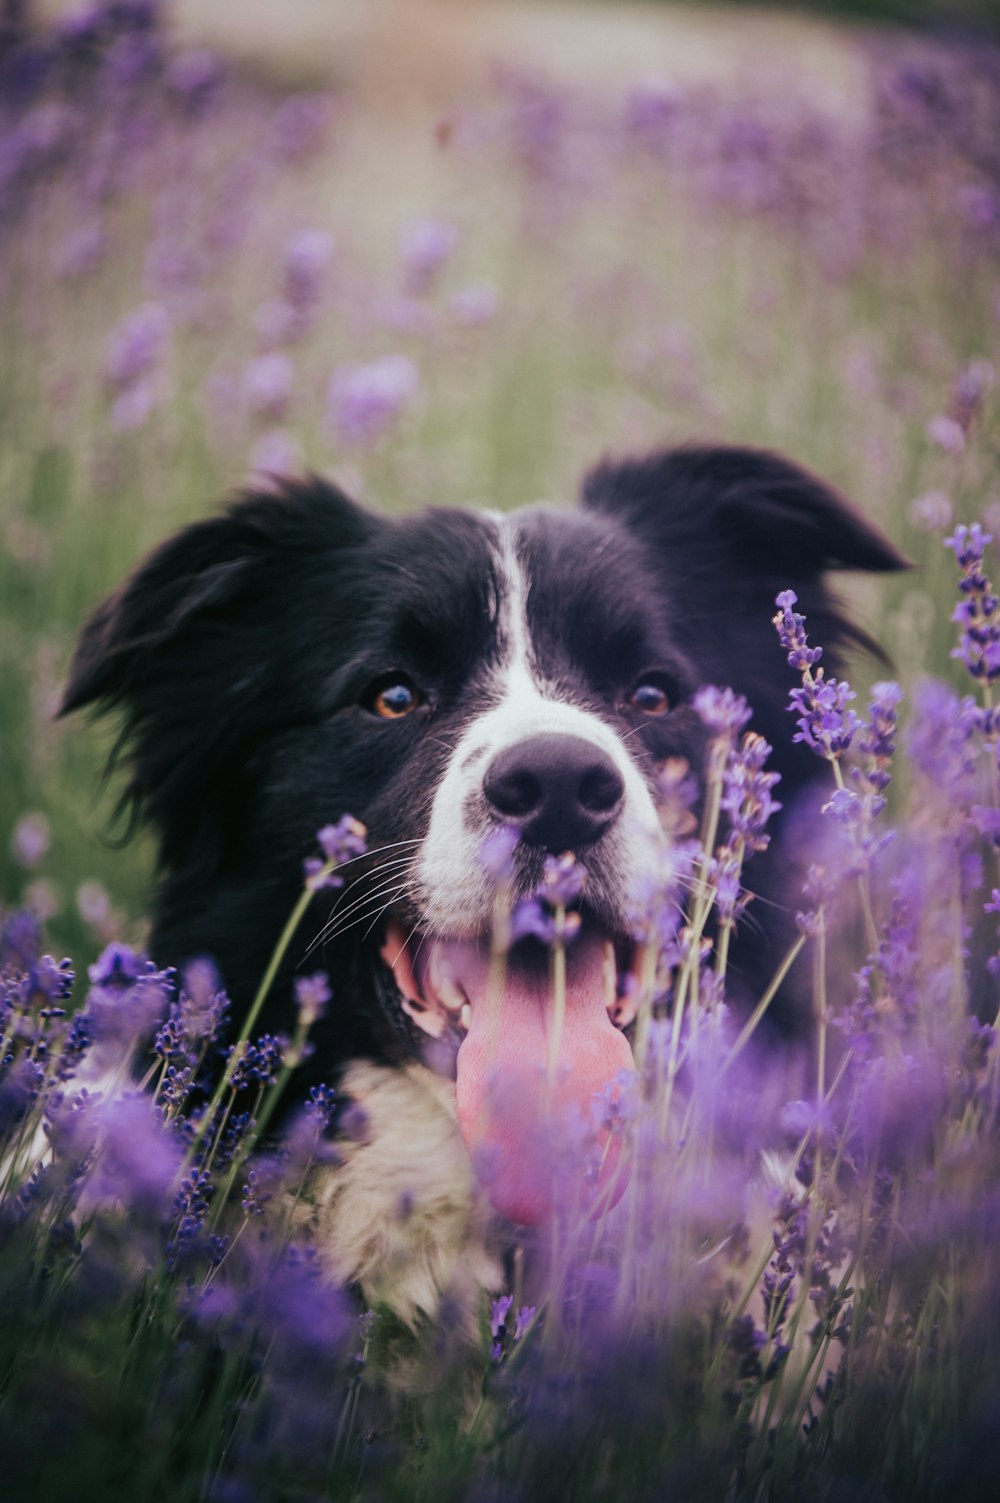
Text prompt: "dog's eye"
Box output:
[[627, 679, 671, 717], [365, 678, 423, 719]]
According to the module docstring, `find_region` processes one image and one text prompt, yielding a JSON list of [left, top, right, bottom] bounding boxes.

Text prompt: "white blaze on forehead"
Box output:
[[416, 512, 664, 936]]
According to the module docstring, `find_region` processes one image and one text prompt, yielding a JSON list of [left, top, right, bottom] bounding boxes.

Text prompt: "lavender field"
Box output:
[[3, 3, 1000, 1500]]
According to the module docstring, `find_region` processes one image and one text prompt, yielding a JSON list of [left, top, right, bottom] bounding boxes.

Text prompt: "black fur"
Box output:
[[61, 445, 907, 1087]]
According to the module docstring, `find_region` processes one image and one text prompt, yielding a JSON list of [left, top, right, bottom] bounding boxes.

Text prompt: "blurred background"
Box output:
[[2, 0, 998, 968]]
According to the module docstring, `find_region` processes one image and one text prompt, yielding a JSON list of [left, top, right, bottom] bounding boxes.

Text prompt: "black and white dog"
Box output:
[[62, 444, 905, 1319]]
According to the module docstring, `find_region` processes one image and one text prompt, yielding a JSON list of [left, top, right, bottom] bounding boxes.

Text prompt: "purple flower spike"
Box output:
[[242, 353, 294, 424], [511, 898, 582, 948], [294, 972, 331, 1027], [788, 675, 860, 759], [327, 354, 419, 449], [479, 822, 521, 881], [772, 590, 823, 673], [490, 1293, 514, 1338], [539, 851, 587, 907], [721, 732, 781, 849], [945, 524, 1000, 685], [317, 815, 368, 867], [306, 815, 367, 890], [282, 228, 333, 316], [693, 685, 753, 737], [104, 301, 170, 392], [399, 217, 459, 295]]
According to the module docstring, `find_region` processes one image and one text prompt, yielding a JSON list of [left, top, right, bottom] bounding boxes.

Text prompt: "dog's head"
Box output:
[[62, 444, 906, 1223]]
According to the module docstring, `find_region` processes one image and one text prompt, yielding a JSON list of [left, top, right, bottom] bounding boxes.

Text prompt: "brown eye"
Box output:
[[368, 680, 422, 719], [627, 680, 671, 717]]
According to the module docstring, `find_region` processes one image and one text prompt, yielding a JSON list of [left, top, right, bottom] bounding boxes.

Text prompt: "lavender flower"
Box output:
[[326, 354, 419, 449], [229, 1035, 284, 1092], [282, 228, 333, 316], [399, 217, 459, 295], [511, 852, 587, 945], [87, 1093, 183, 1222], [304, 815, 368, 890], [479, 822, 521, 881], [775, 592, 860, 759], [945, 524, 1000, 684], [10, 811, 50, 868], [104, 301, 169, 391], [449, 281, 499, 327], [693, 685, 753, 737], [927, 414, 965, 453], [242, 353, 293, 424], [719, 731, 782, 855], [85, 944, 171, 1045], [951, 359, 994, 434], [773, 590, 822, 672], [294, 972, 330, 1027]]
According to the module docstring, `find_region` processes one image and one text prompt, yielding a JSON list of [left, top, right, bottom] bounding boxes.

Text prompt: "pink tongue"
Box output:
[[449, 933, 635, 1225]]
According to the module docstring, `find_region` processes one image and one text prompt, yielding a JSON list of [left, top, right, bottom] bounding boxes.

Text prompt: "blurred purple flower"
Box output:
[[449, 281, 499, 327], [104, 301, 169, 391], [165, 48, 223, 112], [268, 94, 332, 162], [951, 360, 994, 434], [927, 414, 965, 453], [511, 898, 581, 947], [294, 972, 331, 1027], [248, 428, 302, 480], [399, 217, 459, 295], [479, 822, 521, 881], [327, 354, 419, 448], [693, 685, 752, 738], [539, 851, 587, 907], [76, 879, 111, 927], [85, 944, 170, 1044], [908, 490, 953, 533], [282, 228, 333, 316], [625, 79, 682, 144], [55, 220, 106, 280], [10, 811, 50, 868], [906, 678, 979, 794], [242, 353, 294, 423], [87, 1093, 183, 1222], [110, 377, 160, 432], [2, 910, 42, 971]]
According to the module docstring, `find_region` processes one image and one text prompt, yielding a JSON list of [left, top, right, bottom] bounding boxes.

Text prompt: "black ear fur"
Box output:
[[60, 475, 373, 872], [581, 444, 909, 579]]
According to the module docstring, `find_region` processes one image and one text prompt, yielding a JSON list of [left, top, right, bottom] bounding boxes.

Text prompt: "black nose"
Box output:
[[483, 734, 625, 851]]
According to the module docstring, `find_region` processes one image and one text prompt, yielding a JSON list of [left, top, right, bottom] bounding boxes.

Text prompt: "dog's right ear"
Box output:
[[61, 475, 373, 871]]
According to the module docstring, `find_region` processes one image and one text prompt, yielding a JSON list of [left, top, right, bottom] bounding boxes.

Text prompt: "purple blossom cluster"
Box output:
[[774, 591, 861, 759], [946, 523, 1000, 683], [511, 850, 587, 946]]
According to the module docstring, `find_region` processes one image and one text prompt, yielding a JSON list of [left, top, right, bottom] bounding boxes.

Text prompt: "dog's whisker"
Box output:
[[307, 885, 414, 952], [318, 838, 421, 876], [306, 877, 415, 943], [305, 869, 416, 953], [308, 869, 415, 939]]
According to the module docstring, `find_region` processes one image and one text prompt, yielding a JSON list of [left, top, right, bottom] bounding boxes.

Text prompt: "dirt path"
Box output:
[[40, 0, 877, 114]]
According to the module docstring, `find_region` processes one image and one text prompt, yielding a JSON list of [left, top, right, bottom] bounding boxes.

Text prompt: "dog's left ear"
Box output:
[[582, 443, 908, 660], [581, 444, 908, 582]]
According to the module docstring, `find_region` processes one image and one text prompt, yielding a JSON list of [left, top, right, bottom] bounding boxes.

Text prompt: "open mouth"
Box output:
[[379, 913, 643, 1225]]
